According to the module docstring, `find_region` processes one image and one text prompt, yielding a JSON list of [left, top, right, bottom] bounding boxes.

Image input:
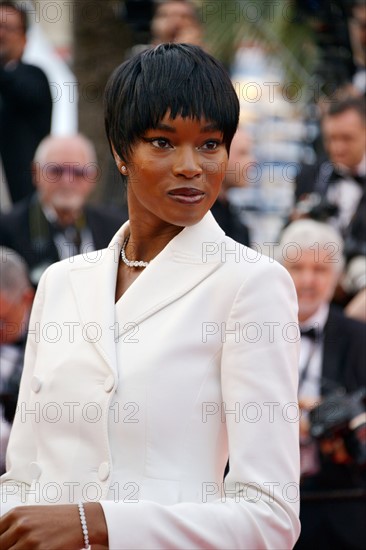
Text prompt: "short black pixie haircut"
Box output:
[[104, 43, 240, 164]]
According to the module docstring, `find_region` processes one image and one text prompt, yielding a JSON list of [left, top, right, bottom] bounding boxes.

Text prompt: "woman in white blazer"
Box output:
[[0, 44, 300, 549]]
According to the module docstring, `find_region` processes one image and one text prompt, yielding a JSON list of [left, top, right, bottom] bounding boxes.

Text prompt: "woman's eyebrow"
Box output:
[[201, 123, 221, 132], [152, 122, 222, 133], [154, 123, 176, 132]]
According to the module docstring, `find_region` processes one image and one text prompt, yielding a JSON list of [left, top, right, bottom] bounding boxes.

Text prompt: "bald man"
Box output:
[[0, 134, 125, 286]]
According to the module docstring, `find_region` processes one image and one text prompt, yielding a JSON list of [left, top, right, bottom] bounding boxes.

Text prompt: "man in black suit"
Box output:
[[294, 97, 365, 262], [279, 218, 366, 550], [0, 134, 125, 286], [0, 1, 52, 204]]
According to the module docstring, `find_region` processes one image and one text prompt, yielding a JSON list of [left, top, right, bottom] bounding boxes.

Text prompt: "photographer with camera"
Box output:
[[279, 219, 366, 550]]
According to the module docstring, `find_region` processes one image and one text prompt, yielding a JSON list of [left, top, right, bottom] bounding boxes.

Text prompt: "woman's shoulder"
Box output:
[[217, 236, 298, 318], [218, 235, 291, 282], [38, 247, 111, 286]]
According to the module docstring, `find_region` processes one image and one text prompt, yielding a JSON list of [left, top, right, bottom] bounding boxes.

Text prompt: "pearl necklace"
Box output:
[[120, 237, 149, 268]]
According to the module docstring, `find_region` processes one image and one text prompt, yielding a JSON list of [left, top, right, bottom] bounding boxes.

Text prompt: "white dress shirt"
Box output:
[[299, 303, 330, 477], [298, 302, 330, 401], [326, 154, 366, 232]]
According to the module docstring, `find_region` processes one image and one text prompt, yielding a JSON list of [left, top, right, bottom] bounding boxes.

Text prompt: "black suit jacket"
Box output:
[[303, 305, 366, 492], [322, 305, 366, 396], [0, 194, 126, 286], [0, 61, 52, 204], [295, 158, 332, 201], [296, 307, 366, 550], [211, 199, 250, 246]]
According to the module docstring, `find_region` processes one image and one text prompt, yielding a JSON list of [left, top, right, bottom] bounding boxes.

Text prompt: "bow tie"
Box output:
[[50, 222, 82, 255], [300, 327, 322, 342], [330, 169, 366, 187], [352, 174, 366, 187]]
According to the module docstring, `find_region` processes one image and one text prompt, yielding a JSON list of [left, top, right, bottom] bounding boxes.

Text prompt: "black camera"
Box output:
[[294, 193, 339, 222], [309, 388, 366, 466]]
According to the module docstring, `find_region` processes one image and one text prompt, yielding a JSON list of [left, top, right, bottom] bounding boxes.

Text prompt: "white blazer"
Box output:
[[1, 212, 301, 549]]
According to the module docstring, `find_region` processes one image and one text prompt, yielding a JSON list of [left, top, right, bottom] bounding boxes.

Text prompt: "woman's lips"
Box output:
[[168, 187, 206, 204]]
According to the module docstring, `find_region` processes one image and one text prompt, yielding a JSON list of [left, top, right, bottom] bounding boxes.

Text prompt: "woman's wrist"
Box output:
[[78, 502, 91, 549], [82, 502, 109, 547]]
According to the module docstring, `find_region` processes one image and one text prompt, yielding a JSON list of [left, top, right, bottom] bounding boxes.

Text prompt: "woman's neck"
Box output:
[[126, 218, 184, 263]]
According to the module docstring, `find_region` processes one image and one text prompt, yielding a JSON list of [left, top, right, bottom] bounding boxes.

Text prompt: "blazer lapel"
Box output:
[[68, 223, 128, 373], [115, 211, 225, 338]]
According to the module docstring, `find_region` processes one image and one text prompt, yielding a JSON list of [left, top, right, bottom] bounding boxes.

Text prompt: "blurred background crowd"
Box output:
[[0, 1, 365, 548]]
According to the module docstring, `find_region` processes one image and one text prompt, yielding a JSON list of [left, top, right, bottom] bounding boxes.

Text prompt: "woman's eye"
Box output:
[[202, 141, 221, 151], [151, 138, 171, 149]]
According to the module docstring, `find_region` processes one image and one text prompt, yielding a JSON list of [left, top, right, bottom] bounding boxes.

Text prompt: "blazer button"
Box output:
[[104, 375, 115, 393], [98, 462, 110, 481], [29, 461, 42, 480], [31, 376, 42, 393]]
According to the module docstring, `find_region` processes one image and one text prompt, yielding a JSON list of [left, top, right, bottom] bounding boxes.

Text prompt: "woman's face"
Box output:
[[123, 113, 228, 229]]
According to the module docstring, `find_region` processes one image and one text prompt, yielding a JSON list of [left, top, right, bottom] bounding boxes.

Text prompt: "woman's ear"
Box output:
[[111, 144, 128, 176]]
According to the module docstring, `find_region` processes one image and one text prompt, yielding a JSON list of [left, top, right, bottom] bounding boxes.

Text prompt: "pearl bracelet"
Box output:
[[78, 502, 91, 550]]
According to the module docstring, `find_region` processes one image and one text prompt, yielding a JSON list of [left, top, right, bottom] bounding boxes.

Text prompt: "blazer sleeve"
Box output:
[[0, 268, 48, 516], [100, 260, 301, 550]]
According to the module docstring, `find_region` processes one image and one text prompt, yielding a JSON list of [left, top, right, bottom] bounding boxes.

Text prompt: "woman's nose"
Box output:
[[172, 147, 203, 178]]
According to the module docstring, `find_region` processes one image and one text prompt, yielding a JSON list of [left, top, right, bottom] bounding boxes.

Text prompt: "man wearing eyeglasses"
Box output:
[[0, 1, 52, 205], [0, 134, 124, 286]]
